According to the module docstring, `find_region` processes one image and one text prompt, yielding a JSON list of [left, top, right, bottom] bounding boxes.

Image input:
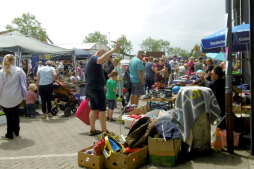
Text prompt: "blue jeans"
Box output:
[[26, 104, 35, 117]]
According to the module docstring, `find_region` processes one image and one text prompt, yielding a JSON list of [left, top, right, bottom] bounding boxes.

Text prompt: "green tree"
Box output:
[[168, 47, 190, 58], [111, 34, 133, 55], [140, 37, 160, 52], [5, 13, 48, 42], [159, 39, 171, 54], [140, 37, 171, 54], [83, 31, 108, 45]]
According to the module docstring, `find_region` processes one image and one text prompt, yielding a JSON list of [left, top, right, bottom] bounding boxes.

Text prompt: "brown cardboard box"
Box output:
[[78, 146, 105, 169], [148, 138, 181, 167], [126, 104, 150, 115], [104, 146, 148, 169]]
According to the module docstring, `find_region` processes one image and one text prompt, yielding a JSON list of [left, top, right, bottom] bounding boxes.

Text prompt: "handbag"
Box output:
[[19, 73, 28, 100], [75, 98, 99, 125], [76, 98, 91, 125]]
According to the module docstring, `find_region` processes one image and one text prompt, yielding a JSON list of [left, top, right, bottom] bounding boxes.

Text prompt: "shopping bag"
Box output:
[[76, 98, 99, 125], [75, 98, 91, 125]]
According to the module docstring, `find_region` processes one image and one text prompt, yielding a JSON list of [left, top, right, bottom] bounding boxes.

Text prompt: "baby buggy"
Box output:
[[51, 82, 79, 117]]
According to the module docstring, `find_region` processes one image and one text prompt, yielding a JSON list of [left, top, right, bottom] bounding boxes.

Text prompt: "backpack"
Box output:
[[125, 117, 158, 148], [123, 67, 131, 89]]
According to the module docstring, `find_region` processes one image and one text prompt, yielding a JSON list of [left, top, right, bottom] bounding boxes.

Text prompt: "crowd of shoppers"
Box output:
[[0, 47, 228, 139]]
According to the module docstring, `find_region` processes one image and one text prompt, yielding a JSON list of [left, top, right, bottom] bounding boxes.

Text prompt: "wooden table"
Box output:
[[141, 95, 177, 109]]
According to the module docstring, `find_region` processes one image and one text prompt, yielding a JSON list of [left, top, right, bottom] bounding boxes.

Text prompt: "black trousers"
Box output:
[[39, 83, 53, 114], [2, 104, 20, 138]]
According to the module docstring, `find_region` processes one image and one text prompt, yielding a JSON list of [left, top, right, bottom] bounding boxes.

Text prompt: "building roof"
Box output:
[[56, 42, 110, 52]]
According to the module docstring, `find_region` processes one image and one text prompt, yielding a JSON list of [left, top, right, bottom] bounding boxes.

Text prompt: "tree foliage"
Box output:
[[140, 37, 171, 55], [5, 13, 47, 42], [111, 34, 133, 55], [168, 47, 190, 58], [83, 31, 108, 45]]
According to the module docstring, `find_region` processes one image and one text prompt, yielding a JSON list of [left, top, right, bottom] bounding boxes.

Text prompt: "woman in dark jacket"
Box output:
[[206, 66, 225, 117]]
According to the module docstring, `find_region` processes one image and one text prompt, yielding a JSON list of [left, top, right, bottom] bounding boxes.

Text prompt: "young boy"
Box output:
[[106, 71, 118, 122]]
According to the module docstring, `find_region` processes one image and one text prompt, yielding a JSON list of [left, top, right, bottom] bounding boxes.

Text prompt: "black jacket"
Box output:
[[206, 78, 225, 117]]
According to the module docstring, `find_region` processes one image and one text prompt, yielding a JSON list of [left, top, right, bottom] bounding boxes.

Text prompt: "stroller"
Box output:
[[51, 82, 79, 117]]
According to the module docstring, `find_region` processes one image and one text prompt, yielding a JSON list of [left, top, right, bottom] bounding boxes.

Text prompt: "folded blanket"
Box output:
[[175, 86, 220, 141]]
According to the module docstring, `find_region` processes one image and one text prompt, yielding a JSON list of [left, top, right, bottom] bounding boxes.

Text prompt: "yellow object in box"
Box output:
[[78, 146, 105, 169], [148, 138, 181, 167]]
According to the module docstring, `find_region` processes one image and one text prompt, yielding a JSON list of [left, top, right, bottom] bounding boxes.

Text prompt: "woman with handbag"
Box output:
[[0, 54, 26, 139]]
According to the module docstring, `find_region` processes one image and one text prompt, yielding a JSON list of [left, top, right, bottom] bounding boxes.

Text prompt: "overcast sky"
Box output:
[[0, 0, 225, 55]]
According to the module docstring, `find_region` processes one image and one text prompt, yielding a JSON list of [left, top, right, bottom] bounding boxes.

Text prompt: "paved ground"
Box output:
[[0, 102, 254, 169]]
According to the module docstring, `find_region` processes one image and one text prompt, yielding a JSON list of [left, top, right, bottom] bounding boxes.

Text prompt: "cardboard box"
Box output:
[[78, 146, 105, 169], [126, 104, 150, 115], [122, 115, 139, 128], [233, 104, 250, 113], [104, 146, 148, 169], [148, 138, 181, 167]]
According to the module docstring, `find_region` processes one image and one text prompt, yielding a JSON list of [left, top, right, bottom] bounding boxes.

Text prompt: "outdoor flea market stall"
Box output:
[[0, 31, 90, 117], [76, 69, 229, 168], [76, 24, 251, 169], [0, 25, 252, 168]]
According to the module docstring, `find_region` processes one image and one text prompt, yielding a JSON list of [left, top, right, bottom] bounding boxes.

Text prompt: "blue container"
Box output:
[[75, 93, 81, 100]]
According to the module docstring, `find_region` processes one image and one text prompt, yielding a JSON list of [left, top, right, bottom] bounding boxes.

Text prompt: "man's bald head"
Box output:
[[95, 49, 107, 56]]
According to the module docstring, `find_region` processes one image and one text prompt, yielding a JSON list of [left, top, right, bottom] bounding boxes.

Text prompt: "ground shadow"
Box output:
[[178, 148, 243, 167], [41, 116, 75, 124], [79, 132, 90, 136], [0, 137, 35, 150], [19, 116, 41, 123], [78, 132, 106, 139]]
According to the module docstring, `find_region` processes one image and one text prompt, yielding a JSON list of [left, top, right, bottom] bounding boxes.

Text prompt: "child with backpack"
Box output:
[[106, 71, 118, 122], [26, 84, 37, 118]]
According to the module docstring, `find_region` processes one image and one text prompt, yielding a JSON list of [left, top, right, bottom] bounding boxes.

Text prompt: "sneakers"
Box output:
[[89, 129, 102, 136], [109, 118, 116, 122]]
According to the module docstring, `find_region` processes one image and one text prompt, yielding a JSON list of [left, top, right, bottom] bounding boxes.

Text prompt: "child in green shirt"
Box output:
[[106, 71, 118, 121]]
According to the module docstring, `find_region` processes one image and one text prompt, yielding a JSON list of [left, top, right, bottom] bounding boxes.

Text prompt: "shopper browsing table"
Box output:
[[129, 51, 145, 105], [37, 60, 57, 119]]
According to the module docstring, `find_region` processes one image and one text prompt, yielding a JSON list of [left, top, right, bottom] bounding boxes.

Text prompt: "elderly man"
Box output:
[[129, 51, 145, 105], [85, 43, 120, 136]]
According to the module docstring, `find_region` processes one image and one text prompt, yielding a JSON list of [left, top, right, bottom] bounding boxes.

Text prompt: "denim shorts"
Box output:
[[131, 82, 145, 96], [107, 100, 116, 110]]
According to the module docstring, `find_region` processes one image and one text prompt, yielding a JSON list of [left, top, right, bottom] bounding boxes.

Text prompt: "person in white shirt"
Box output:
[[36, 60, 57, 119], [169, 55, 180, 72], [178, 63, 188, 77], [0, 54, 26, 139], [37, 61, 44, 73]]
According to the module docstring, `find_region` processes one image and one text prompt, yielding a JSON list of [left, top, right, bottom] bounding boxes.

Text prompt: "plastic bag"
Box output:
[[75, 98, 91, 125]]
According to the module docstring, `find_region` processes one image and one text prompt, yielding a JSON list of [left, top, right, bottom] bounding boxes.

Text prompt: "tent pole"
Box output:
[[15, 52, 18, 66], [73, 54, 77, 82], [225, 0, 234, 153], [249, 0, 254, 155]]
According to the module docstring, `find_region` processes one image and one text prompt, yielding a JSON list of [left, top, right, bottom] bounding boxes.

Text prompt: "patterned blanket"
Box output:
[[175, 86, 220, 141]]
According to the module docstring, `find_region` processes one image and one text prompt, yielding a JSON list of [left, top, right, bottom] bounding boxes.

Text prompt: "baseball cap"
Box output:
[[138, 51, 146, 56]]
